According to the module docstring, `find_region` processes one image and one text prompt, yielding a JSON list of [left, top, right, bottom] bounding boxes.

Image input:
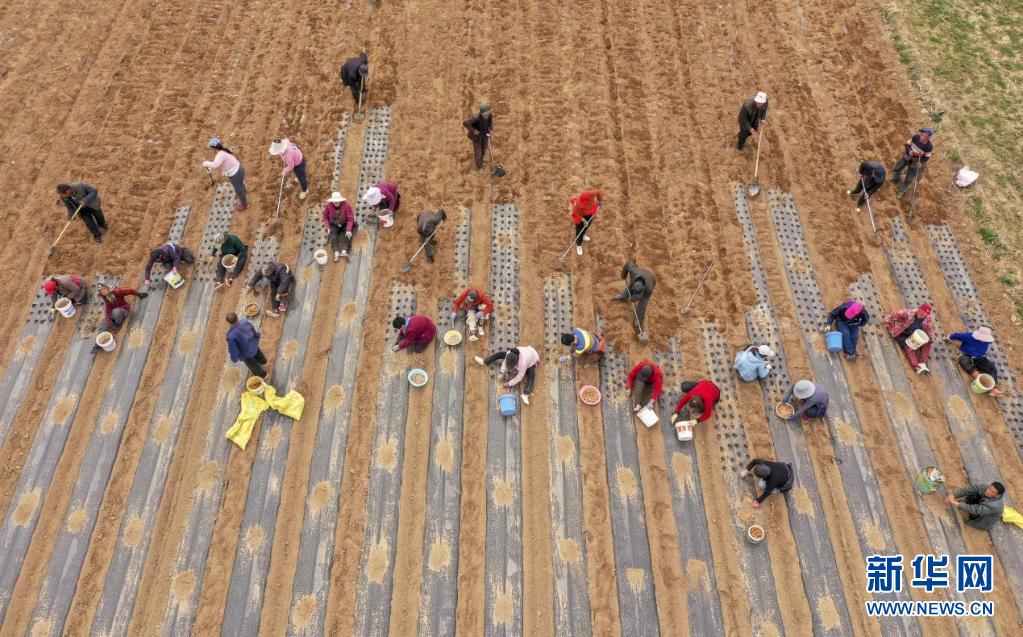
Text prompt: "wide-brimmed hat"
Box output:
[[793, 380, 816, 400], [757, 345, 775, 357], [972, 326, 994, 343], [362, 186, 382, 205], [844, 301, 864, 319], [268, 139, 289, 156], [328, 192, 346, 204], [754, 91, 768, 104]]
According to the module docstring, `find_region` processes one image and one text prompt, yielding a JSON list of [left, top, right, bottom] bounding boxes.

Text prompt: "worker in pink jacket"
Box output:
[[269, 138, 308, 200], [322, 192, 357, 260], [475, 346, 541, 405], [362, 182, 400, 228], [203, 138, 248, 211], [391, 314, 437, 353]]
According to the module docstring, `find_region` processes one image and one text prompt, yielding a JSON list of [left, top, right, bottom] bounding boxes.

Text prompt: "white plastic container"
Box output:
[[246, 376, 266, 395], [221, 254, 238, 272], [637, 406, 659, 428], [314, 249, 329, 266], [55, 297, 76, 318], [95, 331, 116, 352], [675, 420, 695, 442]]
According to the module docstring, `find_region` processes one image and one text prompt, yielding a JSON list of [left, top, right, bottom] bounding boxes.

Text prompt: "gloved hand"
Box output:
[[670, 413, 678, 423], [345, 231, 352, 239], [749, 128, 756, 134], [391, 344, 400, 352], [765, 364, 773, 372], [751, 500, 761, 509], [739, 469, 749, 478], [138, 292, 149, 299], [450, 312, 457, 323], [475, 310, 485, 321], [281, 168, 288, 176], [49, 307, 57, 314], [144, 279, 152, 286], [474, 355, 485, 366], [633, 403, 641, 413]]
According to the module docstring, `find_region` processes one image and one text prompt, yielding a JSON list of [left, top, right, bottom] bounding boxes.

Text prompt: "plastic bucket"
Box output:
[[164, 269, 185, 289], [637, 406, 659, 428], [221, 254, 238, 273], [314, 249, 329, 266], [55, 297, 76, 318], [747, 525, 765, 544], [825, 331, 843, 353], [906, 329, 930, 350], [675, 420, 695, 442], [914, 466, 945, 495], [246, 376, 266, 395], [95, 331, 116, 352], [971, 374, 996, 394], [499, 393, 518, 417]]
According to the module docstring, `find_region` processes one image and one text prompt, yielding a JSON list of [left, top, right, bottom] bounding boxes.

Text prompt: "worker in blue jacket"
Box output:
[[226, 312, 267, 378]]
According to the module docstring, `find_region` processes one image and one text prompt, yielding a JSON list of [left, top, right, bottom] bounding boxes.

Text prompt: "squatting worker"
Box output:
[[362, 181, 400, 228], [475, 345, 541, 405], [948, 326, 1002, 396], [248, 261, 293, 317], [736, 91, 769, 151], [946, 482, 1005, 530], [627, 361, 663, 412], [94, 285, 147, 351], [340, 51, 369, 105], [43, 274, 90, 309], [392, 314, 437, 354], [212, 232, 248, 290], [323, 192, 357, 261], [203, 138, 248, 211], [741, 458, 794, 508], [57, 182, 108, 244], [463, 103, 493, 170], [226, 312, 268, 378]]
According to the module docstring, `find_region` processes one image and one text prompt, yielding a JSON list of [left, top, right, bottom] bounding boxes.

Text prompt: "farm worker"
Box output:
[[627, 361, 663, 412], [268, 138, 309, 200], [891, 128, 933, 195], [144, 242, 196, 286], [94, 285, 147, 349], [417, 209, 447, 263], [560, 327, 605, 362], [323, 192, 357, 260], [828, 300, 870, 360], [203, 138, 248, 211], [781, 380, 828, 421], [741, 458, 794, 508], [736, 91, 769, 151], [43, 275, 89, 309], [248, 262, 293, 317], [451, 286, 494, 340], [671, 379, 721, 423], [362, 182, 400, 228], [212, 232, 248, 289], [463, 103, 493, 170], [945, 482, 1005, 531], [339, 51, 369, 105], [57, 182, 108, 243], [570, 189, 603, 256], [733, 345, 774, 382], [949, 326, 1001, 396], [884, 303, 935, 374], [475, 346, 541, 405], [847, 161, 886, 211], [225, 312, 267, 378], [612, 260, 656, 325], [391, 314, 437, 354]]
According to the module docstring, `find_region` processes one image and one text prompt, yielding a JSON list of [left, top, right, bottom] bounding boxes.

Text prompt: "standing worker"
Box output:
[[362, 182, 400, 228], [736, 91, 769, 151], [781, 379, 829, 421], [226, 312, 268, 379], [269, 138, 309, 200], [847, 161, 886, 211], [144, 242, 196, 286], [323, 192, 357, 261], [392, 314, 437, 354], [248, 261, 293, 317], [612, 260, 656, 327], [212, 232, 248, 290], [949, 326, 1002, 396], [416, 209, 447, 263], [43, 274, 90, 309], [627, 361, 663, 413], [94, 285, 147, 351], [475, 345, 541, 405], [733, 344, 774, 382], [570, 189, 602, 256], [339, 51, 369, 107], [57, 182, 108, 244], [463, 104, 493, 171], [946, 482, 1005, 531], [203, 139, 248, 211], [827, 300, 870, 360], [741, 458, 794, 509], [890, 128, 934, 195], [884, 303, 935, 374], [451, 286, 494, 340]]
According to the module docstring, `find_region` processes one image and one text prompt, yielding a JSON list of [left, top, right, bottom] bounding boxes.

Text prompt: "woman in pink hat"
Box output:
[[884, 303, 935, 373], [948, 326, 1001, 396], [828, 300, 870, 360]]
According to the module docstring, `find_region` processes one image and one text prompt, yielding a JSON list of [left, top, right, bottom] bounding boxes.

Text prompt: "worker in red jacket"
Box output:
[[451, 286, 494, 341], [671, 379, 721, 423], [627, 361, 663, 412], [569, 189, 602, 256], [93, 285, 148, 352], [392, 314, 437, 353]]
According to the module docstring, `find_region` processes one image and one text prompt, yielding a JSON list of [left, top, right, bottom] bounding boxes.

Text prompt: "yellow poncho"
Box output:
[[226, 385, 305, 450]]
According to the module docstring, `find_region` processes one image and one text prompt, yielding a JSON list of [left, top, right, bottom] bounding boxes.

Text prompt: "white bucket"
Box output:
[[95, 331, 116, 352], [164, 269, 185, 289], [314, 249, 329, 266], [637, 406, 659, 428], [906, 329, 930, 350], [246, 376, 266, 395], [675, 420, 695, 442], [55, 297, 76, 318], [221, 254, 238, 273]]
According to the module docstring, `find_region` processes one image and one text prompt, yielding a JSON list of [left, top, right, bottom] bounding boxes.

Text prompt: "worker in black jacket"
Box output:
[[57, 182, 108, 243], [248, 261, 293, 317], [847, 161, 887, 211], [339, 51, 369, 105], [736, 91, 769, 151], [463, 104, 494, 170], [612, 260, 656, 325], [741, 458, 794, 508]]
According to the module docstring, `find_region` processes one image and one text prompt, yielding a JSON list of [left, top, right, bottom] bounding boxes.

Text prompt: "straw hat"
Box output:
[[756, 345, 775, 357], [362, 186, 382, 205], [793, 380, 816, 400], [328, 192, 346, 204], [754, 91, 768, 104], [268, 139, 289, 156], [972, 326, 994, 343]]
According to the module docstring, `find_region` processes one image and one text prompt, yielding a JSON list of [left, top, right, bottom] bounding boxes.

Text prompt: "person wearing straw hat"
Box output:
[[226, 312, 267, 378], [891, 128, 934, 195], [733, 344, 774, 382], [781, 379, 829, 421], [846, 161, 886, 211], [671, 379, 721, 423], [212, 231, 248, 290], [43, 274, 90, 309], [322, 192, 357, 261], [56, 182, 108, 243], [269, 138, 309, 200], [452, 286, 493, 340], [741, 458, 794, 508], [339, 51, 369, 105], [463, 103, 494, 170], [391, 314, 437, 354], [828, 300, 870, 360], [884, 303, 935, 374], [362, 182, 400, 228], [248, 261, 292, 317], [627, 361, 663, 413], [569, 189, 602, 256], [736, 91, 769, 151], [949, 326, 1002, 396], [93, 285, 147, 351], [202, 138, 248, 211]]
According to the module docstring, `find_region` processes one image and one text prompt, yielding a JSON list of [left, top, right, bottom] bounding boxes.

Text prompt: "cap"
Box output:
[[793, 380, 816, 400], [209, 138, 221, 148], [44, 280, 57, 295], [466, 289, 479, 302], [918, 303, 933, 316], [844, 301, 864, 320], [268, 139, 288, 156], [919, 128, 934, 136], [213, 232, 225, 244], [362, 186, 382, 205], [972, 326, 994, 343], [754, 91, 768, 104], [328, 192, 346, 204], [757, 345, 775, 357]]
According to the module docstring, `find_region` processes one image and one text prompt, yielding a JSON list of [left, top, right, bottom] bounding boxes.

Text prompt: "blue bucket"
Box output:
[[499, 394, 518, 417], [825, 331, 843, 353]]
